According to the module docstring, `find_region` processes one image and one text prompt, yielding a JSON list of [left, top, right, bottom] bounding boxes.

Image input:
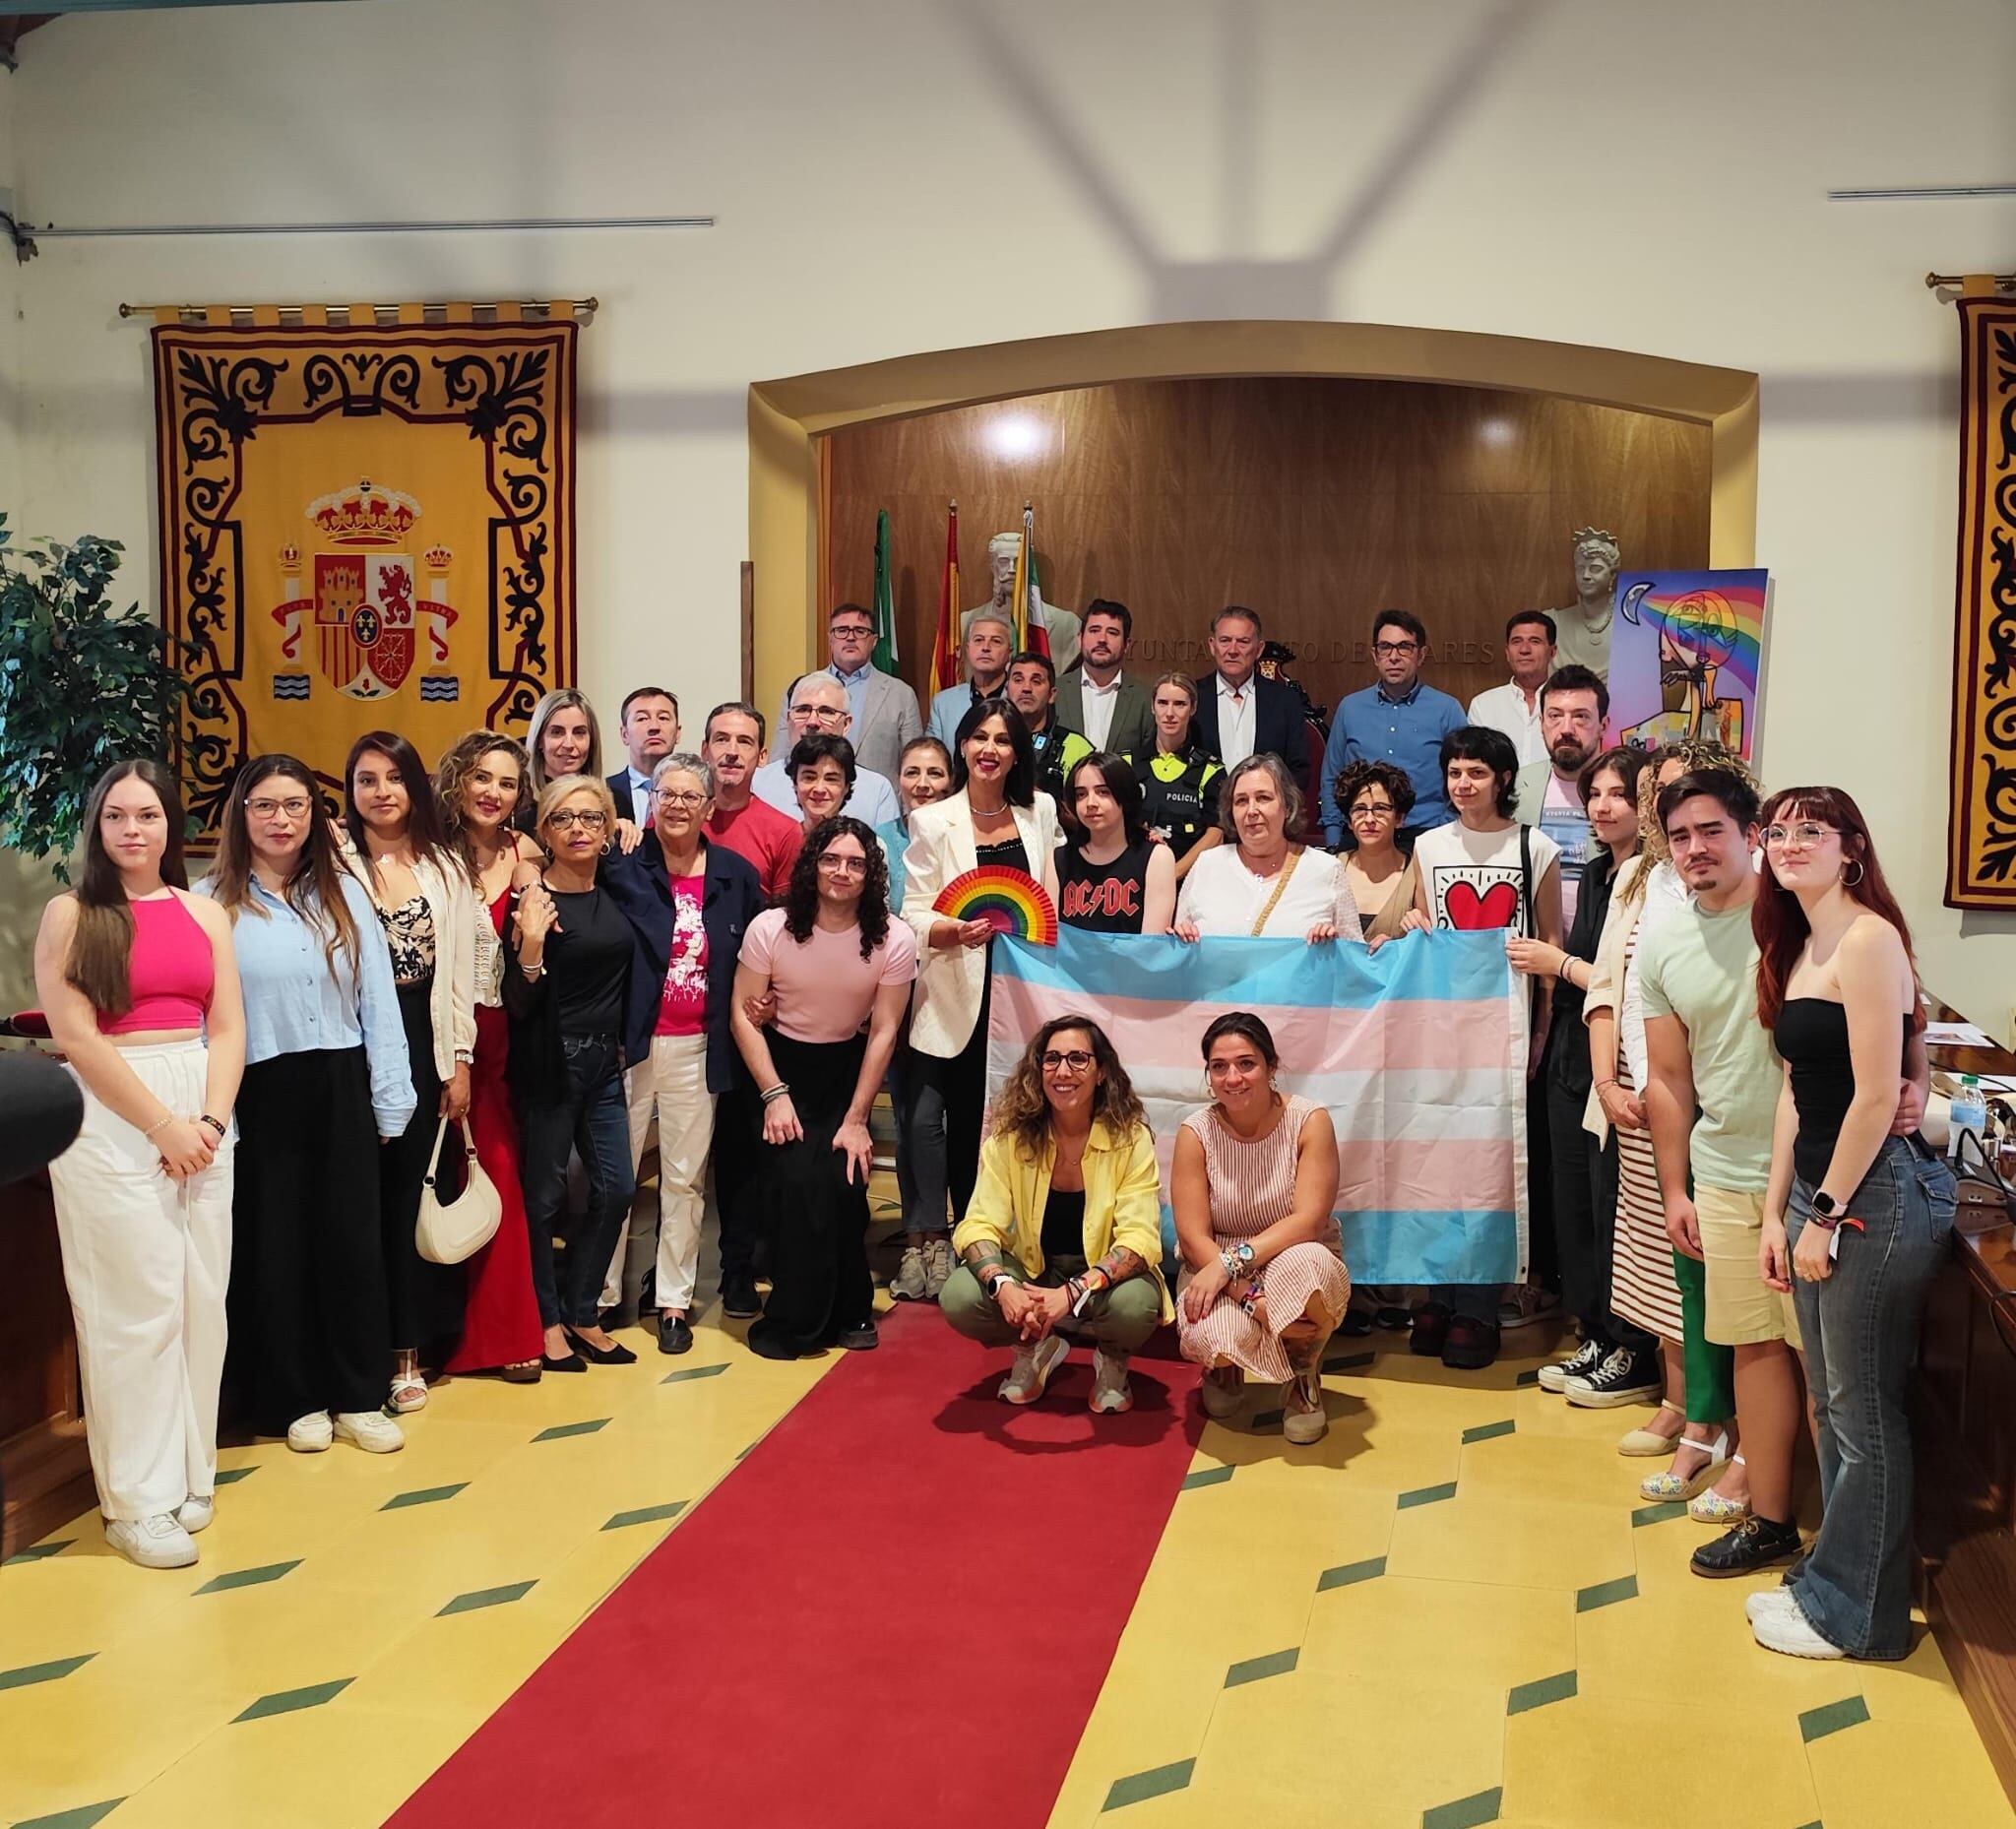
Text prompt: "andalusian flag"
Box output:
[[871, 508, 899, 673], [929, 501, 960, 698], [1009, 499, 1050, 658]]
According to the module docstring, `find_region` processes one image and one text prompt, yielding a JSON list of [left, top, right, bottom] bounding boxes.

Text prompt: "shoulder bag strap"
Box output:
[[1519, 823, 1535, 936]]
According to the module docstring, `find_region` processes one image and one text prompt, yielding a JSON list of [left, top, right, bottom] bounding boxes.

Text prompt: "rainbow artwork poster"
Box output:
[[1609, 568, 1769, 761], [932, 866, 1058, 945]]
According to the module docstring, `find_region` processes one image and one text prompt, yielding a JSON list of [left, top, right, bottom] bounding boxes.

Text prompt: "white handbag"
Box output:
[[414, 1115, 502, 1265]]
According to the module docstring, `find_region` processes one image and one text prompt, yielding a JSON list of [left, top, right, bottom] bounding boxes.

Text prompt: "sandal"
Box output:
[[1639, 1428, 1732, 1501], [389, 1373, 429, 1414], [1617, 1400, 1686, 1458], [1689, 1453, 1751, 1523], [499, 1359, 542, 1385]]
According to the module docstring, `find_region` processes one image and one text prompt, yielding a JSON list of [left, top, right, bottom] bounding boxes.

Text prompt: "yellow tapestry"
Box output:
[[1948, 295, 2016, 908], [152, 311, 577, 842]]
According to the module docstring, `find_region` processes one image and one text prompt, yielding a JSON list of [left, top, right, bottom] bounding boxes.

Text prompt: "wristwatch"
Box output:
[[986, 1272, 1018, 1297], [1809, 1189, 1842, 1228]]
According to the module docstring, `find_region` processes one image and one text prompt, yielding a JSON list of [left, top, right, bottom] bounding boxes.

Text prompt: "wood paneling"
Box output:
[[822, 377, 1711, 718], [0, 1166, 91, 1560]]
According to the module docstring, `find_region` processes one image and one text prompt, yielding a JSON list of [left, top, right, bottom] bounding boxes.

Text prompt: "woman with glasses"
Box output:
[[1136, 672, 1224, 882], [1749, 788, 1952, 1661], [201, 755, 414, 1454], [1173, 1013, 1348, 1444], [600, 754, 763, 1355], [1332, 759, 1420, 942], [507, 775, 640, 1370], [1174, 754, 1359, 943], [34, 761, 244, 1566], [340, 730, 475, 1414], [730, 816, 914, 1359], [1058, 750, 1176, 935], [941, 1016, 1166, 1413]]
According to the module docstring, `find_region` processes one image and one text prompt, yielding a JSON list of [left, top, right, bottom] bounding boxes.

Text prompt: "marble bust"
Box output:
[[962, 531, 1081, 674], [1547, 528, 1620, 679]]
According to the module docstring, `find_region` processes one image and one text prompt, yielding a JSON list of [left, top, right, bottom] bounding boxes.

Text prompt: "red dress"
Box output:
[[443, 884, 545, 1373]]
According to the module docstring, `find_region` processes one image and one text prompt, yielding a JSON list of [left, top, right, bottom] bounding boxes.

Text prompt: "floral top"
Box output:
[[655, 872, 708, 1037], [377, 894, 436, 987]]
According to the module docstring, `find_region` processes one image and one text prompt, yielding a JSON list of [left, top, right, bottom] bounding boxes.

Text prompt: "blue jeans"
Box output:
[[521, 1035, 638, 1330], [1786, 1134, 1956, 1659]]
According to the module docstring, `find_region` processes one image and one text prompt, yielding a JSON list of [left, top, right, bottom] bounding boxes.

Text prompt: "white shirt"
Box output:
[[1467, 681, 1547, 768], [751, 757, 900, 828], [620, 766, 653, 829], [1216, 673, 1257, 771], [1175, 846, 1360, 940], [1079, 672, 1120, 750], [1414, 818, 1562, 939]]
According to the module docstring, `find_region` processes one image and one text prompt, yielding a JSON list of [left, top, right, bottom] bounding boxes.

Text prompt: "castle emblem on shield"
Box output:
[[271, 479, 460, 702]]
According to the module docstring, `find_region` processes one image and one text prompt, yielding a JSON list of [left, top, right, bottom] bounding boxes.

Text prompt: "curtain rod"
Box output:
[[119, 298, 598, 323], [33, 215, 712, 238], [1925, 271, 2016, 296]]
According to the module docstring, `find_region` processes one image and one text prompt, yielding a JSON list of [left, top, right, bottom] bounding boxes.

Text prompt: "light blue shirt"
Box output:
[[1320, 679, 1469, 845], [832, 661, 875, 730], [875, 816, 912, 908], [928, 683, 989, 749], [620, 766, 653, 829], [200, 872, 416, 1139], [751, 757, 900, 828]]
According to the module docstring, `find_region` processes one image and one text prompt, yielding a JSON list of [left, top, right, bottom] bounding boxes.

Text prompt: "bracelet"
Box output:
[[1595, 1078, 1619, 1094], [143, 1112, 175, 1140], [761, 1083, 792, 1104], [198, 1114, 226, 1138], [520, 960, 544, 979]]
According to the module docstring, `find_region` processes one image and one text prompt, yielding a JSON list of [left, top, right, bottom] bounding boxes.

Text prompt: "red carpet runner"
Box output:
[[389, 1307, 1202, 1829]]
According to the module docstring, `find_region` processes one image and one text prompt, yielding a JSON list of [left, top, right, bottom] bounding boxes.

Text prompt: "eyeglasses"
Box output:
[[817, 853, 868, 875], [1040, 1049, 1095, 1073], [829, 624, 875, 640], [1372, 640, 1419, 658], [652, 788, 707, 807], [1761, 821, 1836, 851], [546, 809, 608, 831], [1351, 801, 1397, 820], [791, 704, 849, 725], [247, 796, 312, 820]]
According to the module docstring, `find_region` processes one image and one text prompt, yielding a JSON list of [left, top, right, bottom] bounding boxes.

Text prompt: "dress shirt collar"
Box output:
[[1376, 677, 1424, 707], [832, 661, 874, 687], [1217, 671, 1255, 700]]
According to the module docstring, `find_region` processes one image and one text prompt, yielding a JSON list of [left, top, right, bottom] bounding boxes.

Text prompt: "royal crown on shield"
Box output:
[[271, 479, 460, 703]]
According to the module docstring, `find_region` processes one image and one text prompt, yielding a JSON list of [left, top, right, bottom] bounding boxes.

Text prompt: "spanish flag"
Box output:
[[1009, 499, 1050, 659], [928, 501, 960, 698]]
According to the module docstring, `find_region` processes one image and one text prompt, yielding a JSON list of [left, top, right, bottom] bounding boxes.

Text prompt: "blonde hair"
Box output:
[[1616, 738, 1759, 908], [526, 688, 603, 790], [535, 773, 617, 836]]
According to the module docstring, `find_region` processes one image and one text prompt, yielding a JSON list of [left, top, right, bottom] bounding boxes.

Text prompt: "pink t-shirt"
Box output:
[[655, 873, 708, 1037], [738, 906, 917, 1044]]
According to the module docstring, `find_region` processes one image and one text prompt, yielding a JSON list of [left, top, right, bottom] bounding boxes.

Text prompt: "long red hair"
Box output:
[[1752, 786, 1920, 1031]]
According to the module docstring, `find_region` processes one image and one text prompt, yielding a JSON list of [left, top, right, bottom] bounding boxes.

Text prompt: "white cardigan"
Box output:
[[901, 788, 1061, 1058], [338, 839, 478, 1082]]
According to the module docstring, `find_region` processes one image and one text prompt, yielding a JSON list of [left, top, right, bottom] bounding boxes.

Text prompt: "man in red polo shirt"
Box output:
[[701, 701, 802, 903]]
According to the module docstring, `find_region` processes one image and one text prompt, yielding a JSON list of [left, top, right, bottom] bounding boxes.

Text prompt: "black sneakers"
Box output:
[[1691, 1515, 1802, 1579], [722, 1278, 762, 1320], [1537, 1337, 1606, 1394], [1563, 1348, 1662, 1409]]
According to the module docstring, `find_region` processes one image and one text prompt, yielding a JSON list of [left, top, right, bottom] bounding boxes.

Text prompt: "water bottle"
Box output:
[[1950, 1074, 1988, 1160]]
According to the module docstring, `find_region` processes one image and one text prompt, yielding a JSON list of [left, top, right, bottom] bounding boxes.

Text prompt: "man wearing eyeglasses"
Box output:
[[752, 671, 901, 826], [1320, 609, 1467, 848], [774, 600, 921, 783]]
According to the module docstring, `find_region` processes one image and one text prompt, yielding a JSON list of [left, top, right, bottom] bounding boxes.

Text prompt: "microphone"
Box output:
[[0, 1049, 85, 1187]]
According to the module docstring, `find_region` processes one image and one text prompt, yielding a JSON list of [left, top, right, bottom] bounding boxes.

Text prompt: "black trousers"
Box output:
[[379, 981, 466, 1355], [227, 1046, 389, 1433], [712, 1071, 761, 1291], [907, 972, 992, 1229]]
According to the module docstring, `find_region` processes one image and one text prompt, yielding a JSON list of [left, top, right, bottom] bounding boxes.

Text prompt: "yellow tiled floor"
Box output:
[[5, 1312, 2012, 1829]]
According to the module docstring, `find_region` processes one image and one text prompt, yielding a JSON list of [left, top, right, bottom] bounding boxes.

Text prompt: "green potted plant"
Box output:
[[0, 515, 192, 882]]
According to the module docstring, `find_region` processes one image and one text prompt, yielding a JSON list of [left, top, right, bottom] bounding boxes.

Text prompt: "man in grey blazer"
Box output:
[[777, 599, 923, 784], [1053, 599, 1154, 762]]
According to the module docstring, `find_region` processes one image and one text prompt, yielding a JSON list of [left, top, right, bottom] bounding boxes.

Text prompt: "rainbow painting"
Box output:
[[933, 866, 1059, 945], [1609, 568, 1770, 761]]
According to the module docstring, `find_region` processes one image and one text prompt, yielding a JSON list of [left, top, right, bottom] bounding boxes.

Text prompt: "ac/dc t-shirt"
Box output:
[[1057, 841, 1153, 934]]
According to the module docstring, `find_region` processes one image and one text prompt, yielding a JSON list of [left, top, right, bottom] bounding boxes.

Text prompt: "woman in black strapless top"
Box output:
[[1752, 787, 1954, 1664]]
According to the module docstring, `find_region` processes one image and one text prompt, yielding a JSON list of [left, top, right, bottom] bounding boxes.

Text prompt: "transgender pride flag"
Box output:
[[986, 929, 1529, 1286]]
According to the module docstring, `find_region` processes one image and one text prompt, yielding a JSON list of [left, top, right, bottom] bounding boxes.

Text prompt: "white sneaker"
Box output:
[[105, 1513, 198, 1570], [177, 1494, 215, 1534], [1751, 1594, 1845, 1659], [1745, 1587, 1799, 1625], [1000, 1333, 1069, 1406], [1537, 1337, 1606, 1394], [286, 1411, 334, 1453], [334, 1410, 406, 1453], [1089, 1347, 1133, 1415]]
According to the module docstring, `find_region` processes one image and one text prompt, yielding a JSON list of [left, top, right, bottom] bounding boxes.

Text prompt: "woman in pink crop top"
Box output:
[[32, 759, 245, 1571]]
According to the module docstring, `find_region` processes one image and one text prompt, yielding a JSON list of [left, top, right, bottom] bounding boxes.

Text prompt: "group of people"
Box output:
[[30, 587, 1960, 1671]]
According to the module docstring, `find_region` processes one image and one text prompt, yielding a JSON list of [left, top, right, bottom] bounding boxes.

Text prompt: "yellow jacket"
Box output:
[[953, 1117, 1173, 1321]]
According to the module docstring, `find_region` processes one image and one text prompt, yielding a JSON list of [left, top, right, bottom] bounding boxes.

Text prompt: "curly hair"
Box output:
[[989, 1014, 1148, 1162], [1330, 757, 1416, 826], [436, 729, 533, 876], [1616, 737, 1758, 908], [781, 815, 890, 960]]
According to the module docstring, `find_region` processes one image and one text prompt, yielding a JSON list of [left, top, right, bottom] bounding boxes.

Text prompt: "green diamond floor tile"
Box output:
[[234, 1676, 353, 1722], [1225, 1647, 1298, 1687], [1316, 1555, 1387, 1591], [1514, 1368, 1541, 1387], [1102, 1757, 1195, 1811], [1506, 1669, 1577, 1714], [1462, 1419, 1516, 1444], [382, 1482, 470, 1510], [1324, 1350, 1377, 1371], [1248, 1408, 1285, 1429], [1180, 1465, 1233, 1491], [1575, 1574, 1639, 1612], [3, 1540, 76, 1566], [194, 1558, 301, 1596], [534, 1419, 611, 1442], [603, 1501, 687, 1531], [213, 1466, 259, 1485], [1398, 1480, 1459, 1509], [13, 1800, 126, 1829], [438, 1579, 537, 1616], [0, 1653, 94, 1691], [1422, 1786, 1502, 1829], [662, 1362, 729, 1385], [1799, 1693, 1870, 1742], [1631, 1501, 1686, 1527]]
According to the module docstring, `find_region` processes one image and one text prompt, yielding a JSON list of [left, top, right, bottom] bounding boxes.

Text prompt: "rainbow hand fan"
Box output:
[[933, 865, 1058, 945]]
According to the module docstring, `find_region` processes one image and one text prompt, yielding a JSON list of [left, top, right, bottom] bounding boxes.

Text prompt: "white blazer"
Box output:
[[901, 788, 1061, 1058], [338, 838, 478, 1083]]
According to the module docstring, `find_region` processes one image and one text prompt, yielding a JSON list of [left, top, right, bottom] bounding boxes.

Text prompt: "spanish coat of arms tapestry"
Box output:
[[152, 313, 577, 841]]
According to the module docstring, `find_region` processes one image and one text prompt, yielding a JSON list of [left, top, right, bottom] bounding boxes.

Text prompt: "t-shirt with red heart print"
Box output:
[[1414, 818, 1562, 940]]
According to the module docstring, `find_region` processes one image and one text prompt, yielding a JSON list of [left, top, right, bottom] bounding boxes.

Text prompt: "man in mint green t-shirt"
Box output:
[[1640, 768, 1802, 1583]]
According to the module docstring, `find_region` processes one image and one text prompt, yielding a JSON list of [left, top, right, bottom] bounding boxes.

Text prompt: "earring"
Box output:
[[1842, 860, 1864, 888], [599, 838, 615, 856]]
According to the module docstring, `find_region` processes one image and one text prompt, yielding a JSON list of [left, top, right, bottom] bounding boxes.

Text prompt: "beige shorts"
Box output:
[[1698, 1183, 1802, 1350]]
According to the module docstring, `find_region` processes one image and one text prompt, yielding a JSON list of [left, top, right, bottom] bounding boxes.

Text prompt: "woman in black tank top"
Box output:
[[1752, 787, 1954, 1664], [1057, 752, 1176, 936]]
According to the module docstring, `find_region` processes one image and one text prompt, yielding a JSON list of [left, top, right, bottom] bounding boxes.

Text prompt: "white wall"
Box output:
[[4, 0, 2015, 1026]]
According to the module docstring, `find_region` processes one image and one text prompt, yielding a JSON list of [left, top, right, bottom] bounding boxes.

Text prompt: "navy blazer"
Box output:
[[601, 832, 765, 1093], [1189, 671, 1314, 801]]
